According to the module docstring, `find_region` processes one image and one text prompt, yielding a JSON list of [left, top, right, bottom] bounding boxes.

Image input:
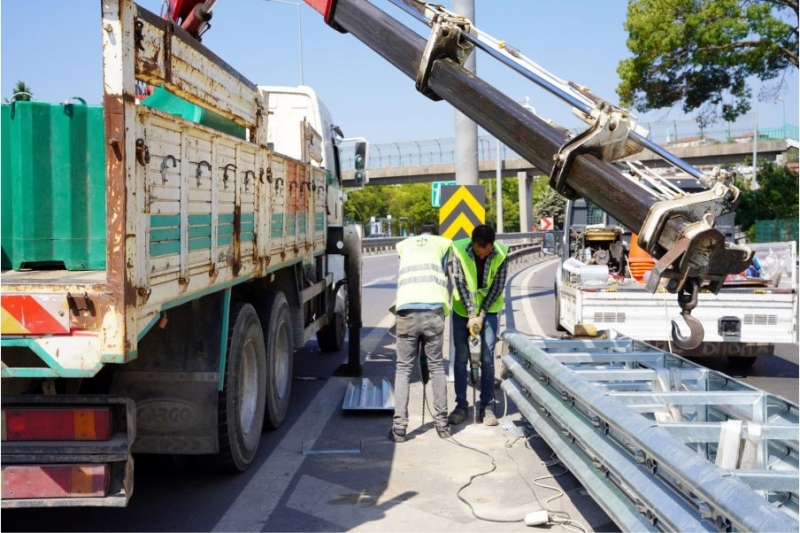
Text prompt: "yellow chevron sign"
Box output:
[[438, 185, 485, 240]]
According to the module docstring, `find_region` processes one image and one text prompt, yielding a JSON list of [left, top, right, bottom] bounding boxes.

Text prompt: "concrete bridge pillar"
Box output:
[[517, 171, 533, 232]]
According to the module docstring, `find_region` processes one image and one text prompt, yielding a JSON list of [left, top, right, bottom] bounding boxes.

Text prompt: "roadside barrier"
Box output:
[[501, 331, 799, 532]]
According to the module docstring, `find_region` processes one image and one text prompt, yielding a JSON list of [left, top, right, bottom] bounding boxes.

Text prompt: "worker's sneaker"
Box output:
[[481, 407, 498, 426], [447, 406, 468, 425], [436, 424, 451, 439], [387, 426, 407, 443]]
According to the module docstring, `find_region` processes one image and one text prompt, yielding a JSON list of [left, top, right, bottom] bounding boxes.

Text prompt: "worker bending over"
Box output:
[[448, 224, 508, 426]]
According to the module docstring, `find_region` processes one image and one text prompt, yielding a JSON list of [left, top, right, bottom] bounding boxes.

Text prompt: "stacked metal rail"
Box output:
[[501, 330, 798, 532]]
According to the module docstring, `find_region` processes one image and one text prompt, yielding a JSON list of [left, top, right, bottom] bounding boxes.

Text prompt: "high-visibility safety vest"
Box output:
[[395, 234, 453, 316], [451, 238, 508, 317]]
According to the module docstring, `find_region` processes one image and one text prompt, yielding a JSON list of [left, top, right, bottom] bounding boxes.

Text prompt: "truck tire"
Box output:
[[262, 291, 293, 429], [202, 302, 267, 472], [317, 286, 347, 352], [554, 283, 566, 332]]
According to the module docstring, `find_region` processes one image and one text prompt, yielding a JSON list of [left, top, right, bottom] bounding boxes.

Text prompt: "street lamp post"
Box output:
[[752, 84, 760, 190], [495, 138, 503, 234], [264, 0, 304, 85]]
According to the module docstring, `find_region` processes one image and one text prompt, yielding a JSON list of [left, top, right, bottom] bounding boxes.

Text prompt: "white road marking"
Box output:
[[363, 275, 396, 287], [515, 261, 555, 337], [213, 313, 394, 531]]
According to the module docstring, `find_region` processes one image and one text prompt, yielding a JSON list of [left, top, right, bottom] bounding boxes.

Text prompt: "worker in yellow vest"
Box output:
[[448, 225, 509, 426], [388, 224, 453, 442]]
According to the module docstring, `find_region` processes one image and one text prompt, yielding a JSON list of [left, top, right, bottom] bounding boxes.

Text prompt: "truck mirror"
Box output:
[[542, 232, 555, 255], [354, 141, 368, 170]]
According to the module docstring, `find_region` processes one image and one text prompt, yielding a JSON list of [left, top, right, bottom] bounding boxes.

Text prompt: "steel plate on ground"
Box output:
[[342, 377, 395, 411]]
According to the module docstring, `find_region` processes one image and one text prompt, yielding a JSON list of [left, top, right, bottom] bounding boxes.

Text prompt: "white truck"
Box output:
[[551, 182, 797, 365], [1, 0, 364, 507]]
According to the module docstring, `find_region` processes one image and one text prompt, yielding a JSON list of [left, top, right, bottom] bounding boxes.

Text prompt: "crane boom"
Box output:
[[304, 0, 755, 348]]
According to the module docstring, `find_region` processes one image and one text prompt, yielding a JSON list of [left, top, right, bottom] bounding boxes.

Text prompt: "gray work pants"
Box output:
[[392, 308, 449, 429]]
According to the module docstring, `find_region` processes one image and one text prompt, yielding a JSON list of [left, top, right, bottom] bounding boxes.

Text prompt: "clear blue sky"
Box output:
[[2, 0, 797, 145]]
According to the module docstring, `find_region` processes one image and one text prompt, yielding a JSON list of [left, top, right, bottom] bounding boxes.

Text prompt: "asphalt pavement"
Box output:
[[264, 262, 619, 532]]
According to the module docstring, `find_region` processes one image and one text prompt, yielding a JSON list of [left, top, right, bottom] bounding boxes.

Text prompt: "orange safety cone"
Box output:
[[628, 233, 655, 283]]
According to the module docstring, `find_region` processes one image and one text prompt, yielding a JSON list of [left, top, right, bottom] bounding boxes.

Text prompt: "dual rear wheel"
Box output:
[[202, 292, 293, 472]]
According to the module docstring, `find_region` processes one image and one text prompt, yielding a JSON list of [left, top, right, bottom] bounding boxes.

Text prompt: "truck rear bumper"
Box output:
[[1, 395, 135, 508]]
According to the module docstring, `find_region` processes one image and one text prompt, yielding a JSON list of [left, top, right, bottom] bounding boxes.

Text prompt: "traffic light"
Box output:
[[354, 141, 368, 185]]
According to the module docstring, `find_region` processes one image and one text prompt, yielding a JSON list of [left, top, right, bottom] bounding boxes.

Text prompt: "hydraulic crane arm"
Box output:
[[304, 0, 754, 348], [164, 0, 216, 39]]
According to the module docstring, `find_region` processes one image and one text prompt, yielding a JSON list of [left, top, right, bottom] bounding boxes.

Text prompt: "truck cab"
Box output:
[[261, 86, 346, 226]]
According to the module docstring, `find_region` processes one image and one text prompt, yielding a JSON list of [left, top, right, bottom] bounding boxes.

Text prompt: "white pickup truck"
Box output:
[[552, 194, 797, 365]]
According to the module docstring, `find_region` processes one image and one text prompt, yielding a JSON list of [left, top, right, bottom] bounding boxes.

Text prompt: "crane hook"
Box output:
[[670, 277, 704, 350], [671, 310, 704, 350]]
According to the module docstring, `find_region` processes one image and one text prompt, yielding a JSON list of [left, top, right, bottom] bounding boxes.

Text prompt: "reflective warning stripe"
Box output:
[[1, 295, 70, 335]]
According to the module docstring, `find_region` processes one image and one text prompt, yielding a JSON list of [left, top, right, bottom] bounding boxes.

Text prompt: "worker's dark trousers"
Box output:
[[452, 312, 498, 412], [392, 308, 449, 429]]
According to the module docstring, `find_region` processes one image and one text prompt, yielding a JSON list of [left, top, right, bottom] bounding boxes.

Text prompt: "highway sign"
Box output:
[[431, 180, 457, 207], [540, 217, 553, 231], [439, 185, 485, 240]]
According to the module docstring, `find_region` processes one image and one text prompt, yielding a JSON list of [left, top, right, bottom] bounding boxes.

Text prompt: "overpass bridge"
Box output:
[[339, 124, 796, 235], [342, 136, 795, 186]]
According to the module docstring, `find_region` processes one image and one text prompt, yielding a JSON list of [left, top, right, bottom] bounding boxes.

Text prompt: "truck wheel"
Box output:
[[317, 286, 347, 352], [202, 302, 267, 472], [262, 291, 293, 429], [554, 283, 566, 332]]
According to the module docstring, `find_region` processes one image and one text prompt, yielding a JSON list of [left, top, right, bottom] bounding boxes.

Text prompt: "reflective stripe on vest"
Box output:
[[452, 238, 508, 317], [395, 235, 452, 316]]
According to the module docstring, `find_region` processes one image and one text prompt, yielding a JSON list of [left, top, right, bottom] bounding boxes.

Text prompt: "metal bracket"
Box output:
[[549, 106, 640, 200], [415, 8, 474, 101], [67, 292, 95, 315], [195, 160, 211, 187], [223, 163, 236, 189], [638, 183, 738, 258], [159, 155, 177, 184]]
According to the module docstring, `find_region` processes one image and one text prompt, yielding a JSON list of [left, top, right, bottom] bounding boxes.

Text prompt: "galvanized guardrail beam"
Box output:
[[501, 331, 799, 532]]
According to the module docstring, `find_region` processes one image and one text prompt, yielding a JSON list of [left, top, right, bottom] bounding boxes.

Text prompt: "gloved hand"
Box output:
[[467, 311, 485, 337]]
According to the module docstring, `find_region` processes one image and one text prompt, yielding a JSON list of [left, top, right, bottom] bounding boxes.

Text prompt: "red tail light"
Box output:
[[3, 408, 111, 441]]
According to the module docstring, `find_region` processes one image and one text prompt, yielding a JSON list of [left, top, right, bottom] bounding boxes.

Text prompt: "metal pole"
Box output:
[[297, 4, 304, 85], [265, 0, 305, 86], [495, 138, 503, 232], [752, 86, 759, 189], [453, 0, 478, 187]]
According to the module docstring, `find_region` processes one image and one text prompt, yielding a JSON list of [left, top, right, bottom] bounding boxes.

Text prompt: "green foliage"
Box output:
[[534, 186, 567, 229], [344, 183, 439, 235], [482, 177, 521, 232], [734, 162, 799, 236], [617, 0, 798, 124], [4, 81, 33, 103], [344, 177, 568, 235]]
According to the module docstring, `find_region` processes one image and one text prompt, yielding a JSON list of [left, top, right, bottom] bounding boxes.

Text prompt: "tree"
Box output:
[[734, 161, 799, 239], [343, 186, 389, 229], [4, 81, 33, 103], [344, 183, 440, 235], [617, 0, 798, 125], [482, 177, 521, 232], [386, 183, 439, 235], [534, 186, 567, 230]]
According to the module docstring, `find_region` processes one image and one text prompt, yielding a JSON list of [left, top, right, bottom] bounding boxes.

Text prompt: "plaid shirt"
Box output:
[[451, 242, 508, 316]]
